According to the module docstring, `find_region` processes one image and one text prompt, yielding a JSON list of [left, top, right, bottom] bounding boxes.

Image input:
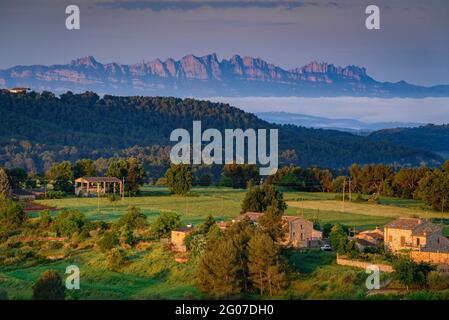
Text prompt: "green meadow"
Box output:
[[34, 187, 441, 231], [2, 186, 447, 300]]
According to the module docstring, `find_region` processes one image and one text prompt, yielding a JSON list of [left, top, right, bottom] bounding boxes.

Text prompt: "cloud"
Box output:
[[95, 0, 342, 11], [206, 96, 449, 124]]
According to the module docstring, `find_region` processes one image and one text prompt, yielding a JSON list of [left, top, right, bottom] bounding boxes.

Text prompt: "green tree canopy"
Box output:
[[117, 206, 146, 230], [74, 159, 96, 178], [52, 210, 92, 237], [165, 164, 193, 195], [197, 233, 242, 298], [32, 270, 66, 300], [241, 183, 287, 214], [151, 212, 181, 239], [0, 197, 27, 228], [221, 163, 260, 189], [45, 161, 74, 192], [248, 231, 285, 296]]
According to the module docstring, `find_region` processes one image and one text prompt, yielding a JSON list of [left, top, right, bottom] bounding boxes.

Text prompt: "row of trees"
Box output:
[[344, 162, 449, 211]]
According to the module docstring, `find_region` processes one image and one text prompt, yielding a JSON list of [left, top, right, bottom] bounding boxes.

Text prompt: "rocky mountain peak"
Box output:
[[70, 56, 99, 68]]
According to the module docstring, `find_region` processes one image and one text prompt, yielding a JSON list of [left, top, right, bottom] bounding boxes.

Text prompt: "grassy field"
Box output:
[[35, 187, 245, 225], [0, 244, 199, 300], [3, 186, 446, 300], [34, 187, 445, 231]]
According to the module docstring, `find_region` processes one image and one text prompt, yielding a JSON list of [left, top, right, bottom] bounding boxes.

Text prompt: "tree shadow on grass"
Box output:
[[284, 249, 336, 274]]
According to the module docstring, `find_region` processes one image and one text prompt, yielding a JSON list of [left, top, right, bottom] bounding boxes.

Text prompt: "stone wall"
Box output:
[[408, 251, 449, 266], [336, 255, 393, 272]]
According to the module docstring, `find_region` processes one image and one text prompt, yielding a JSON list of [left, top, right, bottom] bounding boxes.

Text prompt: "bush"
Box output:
[[151, 212, 181, 239], [52, 210, 92, 237], [32, 270, 65, 300], [39, 210, 52, 228], [0, 197, 27, 228], [427, 271, 449, 290], [116, 206, 146, 230], [392, 256, 434, 289], [97, 231, 119, 252], [107, 248, 126, 271], [0, 289, 8, 300], [45, 191, 66, 199]]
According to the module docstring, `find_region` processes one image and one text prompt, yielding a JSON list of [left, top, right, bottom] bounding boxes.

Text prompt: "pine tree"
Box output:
[[196, 233, 242, 298], [248, 232, 285, 296], [258, 205, 285, 241], [226, 219, 255, 291], [0, 168, 11, 197]]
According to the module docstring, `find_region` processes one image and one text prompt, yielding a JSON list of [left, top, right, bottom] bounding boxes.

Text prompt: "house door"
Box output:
[[400, 236, 405, 246]]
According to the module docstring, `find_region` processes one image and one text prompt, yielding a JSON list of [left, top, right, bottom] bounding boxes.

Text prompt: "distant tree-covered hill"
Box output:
[[368, 125, 449, 158], [0, 90, 442, 173]]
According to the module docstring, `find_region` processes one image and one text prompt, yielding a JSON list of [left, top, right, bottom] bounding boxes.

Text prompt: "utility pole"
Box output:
[[349, 178, 352, 202], [97, 182, 100, 212]]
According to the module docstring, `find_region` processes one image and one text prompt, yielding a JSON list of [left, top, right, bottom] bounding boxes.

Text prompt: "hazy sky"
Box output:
[[208, 96, 449, 124], [1, 0, 448, 86]]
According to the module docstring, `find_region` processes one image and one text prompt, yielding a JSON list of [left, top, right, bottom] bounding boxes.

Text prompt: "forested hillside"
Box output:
[[0, 89, 442, 173], [369, 125, 449, 157]]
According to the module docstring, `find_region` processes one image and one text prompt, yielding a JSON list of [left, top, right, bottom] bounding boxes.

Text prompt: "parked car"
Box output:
[[320, 244, 332, 251]]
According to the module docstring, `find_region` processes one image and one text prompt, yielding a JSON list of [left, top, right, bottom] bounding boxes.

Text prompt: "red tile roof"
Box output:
[[384, 218, 422, 230]]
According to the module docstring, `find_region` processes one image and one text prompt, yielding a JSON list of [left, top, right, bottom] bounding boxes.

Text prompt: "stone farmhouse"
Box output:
[[354, 227, 384, 251], [236, 212, 321, 248], [169, 213, 321, 253], [384, 217, 449, 253]]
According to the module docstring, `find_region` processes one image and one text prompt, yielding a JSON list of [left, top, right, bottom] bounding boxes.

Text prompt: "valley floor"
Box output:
[[1, 187, 448, 300]]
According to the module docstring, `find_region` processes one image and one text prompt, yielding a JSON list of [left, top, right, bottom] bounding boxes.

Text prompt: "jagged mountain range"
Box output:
[[1, 54, 449, 97]]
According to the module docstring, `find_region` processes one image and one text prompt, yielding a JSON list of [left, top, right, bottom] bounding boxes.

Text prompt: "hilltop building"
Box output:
[[8, 87, 30, 94]]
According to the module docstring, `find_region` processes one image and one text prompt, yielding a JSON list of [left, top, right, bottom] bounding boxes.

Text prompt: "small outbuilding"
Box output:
[[171, 226, 194, 252], [74, 176, 123, 197]]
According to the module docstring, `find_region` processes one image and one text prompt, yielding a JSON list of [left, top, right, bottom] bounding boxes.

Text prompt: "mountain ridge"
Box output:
[[256, 111, 423, 134], [1, 54, 448, 97]]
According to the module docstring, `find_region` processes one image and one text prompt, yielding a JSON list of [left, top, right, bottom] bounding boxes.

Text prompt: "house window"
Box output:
[[388, 235, 392, 242], [300, 233, 303, 241]]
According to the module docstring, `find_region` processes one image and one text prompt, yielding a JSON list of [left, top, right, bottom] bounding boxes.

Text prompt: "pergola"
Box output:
[[74, 177, 123, 197]]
